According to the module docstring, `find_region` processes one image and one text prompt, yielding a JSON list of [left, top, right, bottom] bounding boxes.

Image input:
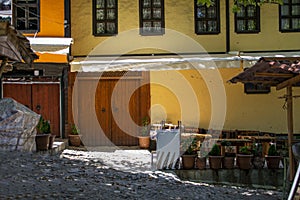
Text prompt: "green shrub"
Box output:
[[268, 144, 279, 156], [239, 146, 252, 155], [36, 116, 51, 134], [209, 144, 221, 156]]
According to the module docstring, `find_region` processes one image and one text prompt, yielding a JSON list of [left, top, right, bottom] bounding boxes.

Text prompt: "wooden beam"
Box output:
[[255, 72, 294, 78], [276, 75, 300, 90], [287, 86, 295, 181]]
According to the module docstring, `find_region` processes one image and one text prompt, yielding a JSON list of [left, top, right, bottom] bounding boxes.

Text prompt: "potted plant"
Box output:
[[221, 141, 235, 169], [236, 146, 253, 170], [35, 116, 51, 151], [208, 144, 223, 169], [265, 144, 281, 169], [196, 150, 207, 170], [252, 143, 265, 169], [138, 116, 150, 149], [181, 136, 198, 169], [69, 124, 82, 147]]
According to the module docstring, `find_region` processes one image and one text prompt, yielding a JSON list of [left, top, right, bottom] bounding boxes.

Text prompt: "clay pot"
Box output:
[[265, 156, 281, 169], [209, 156, 224, 169], [69, 135, 81, 147], [181, 154, 196, 169], [236, 154, 253, 170], [35, 134, 50, 151], [138, 136, 150, 149], [223, 156, 235, 169], [196, 157, 206, 169]]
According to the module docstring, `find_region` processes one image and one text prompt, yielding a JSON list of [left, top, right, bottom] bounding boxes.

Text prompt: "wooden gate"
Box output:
[[71, 71, 150, 146], [2, 82, 61, 137]]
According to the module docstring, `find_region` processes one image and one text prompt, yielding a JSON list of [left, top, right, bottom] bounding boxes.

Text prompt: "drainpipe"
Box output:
[[226, 0, 230, 53]]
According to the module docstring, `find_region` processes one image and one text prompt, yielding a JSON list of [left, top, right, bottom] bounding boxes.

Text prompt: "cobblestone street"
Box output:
[[0, 149, 283, 199]]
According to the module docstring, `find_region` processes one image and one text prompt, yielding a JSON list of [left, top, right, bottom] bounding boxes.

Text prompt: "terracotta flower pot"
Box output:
[[181, 154, 196, 169], [69, 134, 81, 147], [138, 136, 150, 149], [265, 156, 281, 169], [196, 157, 206, 169], [209, 156, 224, 169], [236, 154, 253, 170], [223, 156, 235, 169], [35, 134, 50, 151]]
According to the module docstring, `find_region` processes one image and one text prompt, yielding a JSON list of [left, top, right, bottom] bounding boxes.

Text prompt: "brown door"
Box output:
[[2, 83, 61, 137]]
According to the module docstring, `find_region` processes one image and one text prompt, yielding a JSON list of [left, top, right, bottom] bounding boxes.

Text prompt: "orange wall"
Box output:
[[25, 0, 65, 37]]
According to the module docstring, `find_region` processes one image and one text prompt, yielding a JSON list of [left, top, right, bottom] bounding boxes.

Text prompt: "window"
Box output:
[[235, 4, 260, 33], [13, 0, 39, 33], [139, 0, 165, 35], [280, 0, 300, 32], [194, 0, 220, 34], [93, 0, 118, 36]]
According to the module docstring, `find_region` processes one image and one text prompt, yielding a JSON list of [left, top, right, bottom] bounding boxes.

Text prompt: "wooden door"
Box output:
[[2, 83, 61, 137], [110, 79, 140, 146], [2, 84, 32, 108], [31, 84, 60, 137], [72, 71, 150, 147]]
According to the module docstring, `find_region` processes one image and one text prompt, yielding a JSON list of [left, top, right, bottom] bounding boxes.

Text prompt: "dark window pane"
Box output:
[[292, 6, 300, 15], [17, 7, 25, 17], [197, 21, 206, 32], [207, 7, 216, 18], [107, 9, 115, 19], [29, 7, 37, 17], [16, 19, 25, 29], [153, 0, 161, 7], [143, 8, 151, 19], [29, 19, 37, 29], [107, 22, 115, 33], [96, 0, 105, 8], [197, 7, 205, 18], [143, 0, 151, 7], [153, 8, 161, 19], [97, 9, 105, 20], [107, 0, 115, 8], [96, 22, 105, 33], [292, 18, 300, 29]]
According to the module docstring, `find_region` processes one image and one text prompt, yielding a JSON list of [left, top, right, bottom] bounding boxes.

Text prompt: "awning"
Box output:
[[71, 54, 252, 72], [27, 37, 73, 55], [71, 51, 300, 72]]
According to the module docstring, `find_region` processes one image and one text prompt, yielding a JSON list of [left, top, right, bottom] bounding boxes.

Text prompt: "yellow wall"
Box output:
[[229, 3, 300, 51], [150, 68, 300, 134], [71, 0, 226, 56], [71, 0, 300, 56]]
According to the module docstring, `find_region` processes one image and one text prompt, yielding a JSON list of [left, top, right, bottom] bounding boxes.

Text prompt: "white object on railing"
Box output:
[[156, 129, 180, 169]]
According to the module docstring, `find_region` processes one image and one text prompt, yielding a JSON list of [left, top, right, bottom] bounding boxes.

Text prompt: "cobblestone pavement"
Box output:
[[0, 149, 283, 200]]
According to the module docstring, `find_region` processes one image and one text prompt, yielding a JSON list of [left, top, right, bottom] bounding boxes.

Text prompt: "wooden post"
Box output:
[[287, 86, 295, 181]]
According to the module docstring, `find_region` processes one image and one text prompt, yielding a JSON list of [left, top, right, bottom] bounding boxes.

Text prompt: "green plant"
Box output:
[[268, 144, 279, 156], [36, 116, 51, 134], [239, 146, 252, 155], [252, 143, 263, 157], [209, 144, 221, 156], [140, 116, 150, 136], [71, 124, 80, 135], [182, 136, 198, 155]]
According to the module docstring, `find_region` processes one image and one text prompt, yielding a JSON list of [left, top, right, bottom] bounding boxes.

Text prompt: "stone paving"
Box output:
[[0, 148, 283, 200]]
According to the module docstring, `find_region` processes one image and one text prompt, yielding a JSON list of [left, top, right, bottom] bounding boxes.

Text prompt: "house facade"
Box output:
[[0, 0, 72, 138], [69, 0, 300, 146]]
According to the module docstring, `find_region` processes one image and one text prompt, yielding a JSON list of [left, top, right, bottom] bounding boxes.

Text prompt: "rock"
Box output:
[[0, 98, 40, 151]]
